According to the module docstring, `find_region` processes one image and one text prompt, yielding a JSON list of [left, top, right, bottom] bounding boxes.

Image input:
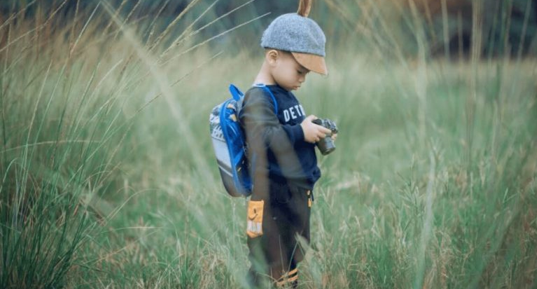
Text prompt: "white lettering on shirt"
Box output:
[[282, 105, 306, 123], [284, 110, 290, 122]]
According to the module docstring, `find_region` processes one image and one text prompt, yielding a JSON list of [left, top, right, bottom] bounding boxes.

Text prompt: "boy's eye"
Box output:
[[297, 70, 303, 75]]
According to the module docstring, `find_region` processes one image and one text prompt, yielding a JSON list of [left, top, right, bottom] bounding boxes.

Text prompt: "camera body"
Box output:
[[312, 118, 338, 155]]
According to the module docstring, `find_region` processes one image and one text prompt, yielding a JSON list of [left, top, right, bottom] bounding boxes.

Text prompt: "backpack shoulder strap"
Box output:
[[229, 83, 278, 114], [252, 83, 278, 114], [228, 84, 243, 101]]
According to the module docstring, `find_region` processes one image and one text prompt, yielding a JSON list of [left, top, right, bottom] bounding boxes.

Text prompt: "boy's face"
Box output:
[[270, 51, 310, 91]]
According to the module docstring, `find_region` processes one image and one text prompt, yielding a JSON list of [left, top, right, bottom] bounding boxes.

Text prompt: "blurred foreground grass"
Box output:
[[1, 1, 536, 288]]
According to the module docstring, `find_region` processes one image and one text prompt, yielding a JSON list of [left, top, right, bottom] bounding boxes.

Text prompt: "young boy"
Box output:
[[239, 10, 332, 288]]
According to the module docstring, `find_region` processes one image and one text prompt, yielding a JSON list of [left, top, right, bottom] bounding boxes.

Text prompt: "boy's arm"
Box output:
[[240, 89, 304, 154]]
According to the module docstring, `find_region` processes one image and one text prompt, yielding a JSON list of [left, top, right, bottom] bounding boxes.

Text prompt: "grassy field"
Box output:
[[1, 1, 536, 288]]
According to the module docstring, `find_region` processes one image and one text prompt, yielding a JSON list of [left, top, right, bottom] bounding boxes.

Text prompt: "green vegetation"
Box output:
[[1, 1, 536, 288]]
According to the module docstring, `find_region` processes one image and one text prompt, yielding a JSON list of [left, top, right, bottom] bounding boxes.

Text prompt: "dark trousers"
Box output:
[[246, 181, 313, 288]]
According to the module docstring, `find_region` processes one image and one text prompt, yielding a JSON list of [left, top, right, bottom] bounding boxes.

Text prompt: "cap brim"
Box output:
[[292, 52, 328, 75]]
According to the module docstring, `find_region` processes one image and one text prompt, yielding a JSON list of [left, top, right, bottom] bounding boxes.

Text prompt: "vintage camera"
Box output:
[[312, 118, 339, 155]]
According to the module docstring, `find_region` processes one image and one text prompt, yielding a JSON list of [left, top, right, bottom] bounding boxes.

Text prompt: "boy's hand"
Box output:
[[301, 115, 332, 143]]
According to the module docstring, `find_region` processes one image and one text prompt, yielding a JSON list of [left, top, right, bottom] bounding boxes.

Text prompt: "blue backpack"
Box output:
[[209, 84, 278, 197]]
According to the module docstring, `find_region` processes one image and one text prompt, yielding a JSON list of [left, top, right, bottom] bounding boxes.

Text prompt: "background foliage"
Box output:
[[1, 0, 537, 55]]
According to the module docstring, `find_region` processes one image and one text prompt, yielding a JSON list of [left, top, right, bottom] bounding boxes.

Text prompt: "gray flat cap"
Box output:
[[261, 13, 327, 75]]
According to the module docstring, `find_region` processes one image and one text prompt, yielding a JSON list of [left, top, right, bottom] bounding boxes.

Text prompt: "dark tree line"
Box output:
[[1, 0, 536, 56]]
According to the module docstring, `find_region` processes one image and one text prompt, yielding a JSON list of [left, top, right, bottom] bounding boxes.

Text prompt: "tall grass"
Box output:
[[1, 0, 536, 288], [0, 1, 257, 287]]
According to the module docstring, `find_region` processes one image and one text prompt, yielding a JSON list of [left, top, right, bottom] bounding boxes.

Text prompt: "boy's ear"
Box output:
[[265, 49, 279, 65]]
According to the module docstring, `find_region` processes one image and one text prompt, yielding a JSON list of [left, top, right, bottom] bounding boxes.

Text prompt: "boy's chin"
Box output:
[[278, 83, 300, 91]]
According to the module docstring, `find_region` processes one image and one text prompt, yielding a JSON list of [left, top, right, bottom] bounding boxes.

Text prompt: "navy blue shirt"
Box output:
[[239, 84, 320, 190]]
